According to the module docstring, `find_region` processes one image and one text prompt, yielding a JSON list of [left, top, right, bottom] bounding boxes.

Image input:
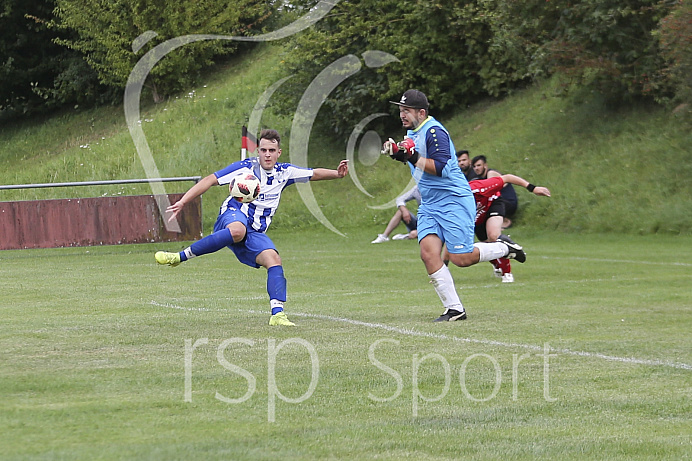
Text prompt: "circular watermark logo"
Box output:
[[124, 1, 411, 234]]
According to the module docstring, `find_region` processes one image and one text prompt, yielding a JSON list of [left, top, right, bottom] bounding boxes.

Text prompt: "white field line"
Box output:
[[150, 300, 692, 371], [272, 311, 692, 372], [149, 300, 211, 312]]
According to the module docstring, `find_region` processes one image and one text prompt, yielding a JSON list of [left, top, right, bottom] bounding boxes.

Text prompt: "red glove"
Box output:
[[397, 138, 415, 155], [397, 138, 420, 164]]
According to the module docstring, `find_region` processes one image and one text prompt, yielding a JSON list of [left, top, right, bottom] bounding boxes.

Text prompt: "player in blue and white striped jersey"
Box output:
[[215, 157, 312, 233], [155, 129, 349, 326]]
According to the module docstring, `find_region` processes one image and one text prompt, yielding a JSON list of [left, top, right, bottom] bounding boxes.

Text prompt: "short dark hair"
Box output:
[[472, 155, 487, 165], [259, 129, 281, 146], [456, 150, 469, 158]]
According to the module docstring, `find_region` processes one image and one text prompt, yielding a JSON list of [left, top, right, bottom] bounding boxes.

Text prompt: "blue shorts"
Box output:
[[417, 196, 475, 254], [214, 207, 276, 268]]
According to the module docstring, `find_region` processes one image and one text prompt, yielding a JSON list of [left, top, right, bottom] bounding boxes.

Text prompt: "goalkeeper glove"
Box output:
[[397, 138, 419, 165], [382, 137, 420, 164]]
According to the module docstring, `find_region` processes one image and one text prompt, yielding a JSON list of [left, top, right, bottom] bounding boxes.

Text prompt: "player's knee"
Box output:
[[227, 223, 246, 243], [419, 247, 437, 264], [450, 253, 476, 268], [258, 250, 281, 268], [487, 231, 501, 242]]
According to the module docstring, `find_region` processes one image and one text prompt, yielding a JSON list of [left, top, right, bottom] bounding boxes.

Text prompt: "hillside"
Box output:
[[1, 43, 690, 235]]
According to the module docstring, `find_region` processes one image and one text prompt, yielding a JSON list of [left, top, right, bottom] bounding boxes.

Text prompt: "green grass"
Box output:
[[1, 227, 690, 459], [1, 38, 691, 459]]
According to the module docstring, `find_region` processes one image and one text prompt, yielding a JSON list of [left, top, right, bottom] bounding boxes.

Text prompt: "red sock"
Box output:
[[490, 259, 501, 270], [499, 257, 511, 274]]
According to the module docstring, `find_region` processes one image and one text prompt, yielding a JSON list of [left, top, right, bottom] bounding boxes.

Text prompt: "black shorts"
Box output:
[[504, 198, 517, 218], [474, 199, 505, 241], [404, 213, 418, 232]]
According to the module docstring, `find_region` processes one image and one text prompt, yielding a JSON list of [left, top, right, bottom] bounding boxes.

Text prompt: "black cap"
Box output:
[[390, 89, 429, 110]]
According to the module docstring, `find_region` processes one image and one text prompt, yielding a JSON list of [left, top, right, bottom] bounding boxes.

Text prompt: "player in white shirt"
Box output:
[[155, 129, 349, 326], [370, 185, 421, 243]]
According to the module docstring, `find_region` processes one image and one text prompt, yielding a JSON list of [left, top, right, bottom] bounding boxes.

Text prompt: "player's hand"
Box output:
[[397, 137, 420, 165], [336, 160, 349, 178], [382, 138, 399, 158], [165, 201, 184, 222], [533, 186, 551, 197], [401, 207, 411, 223], [382, 137, 408, 163], [397, 138, 415, 155]]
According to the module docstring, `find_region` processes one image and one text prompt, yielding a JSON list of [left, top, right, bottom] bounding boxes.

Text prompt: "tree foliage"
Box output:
[[3, 0, 689, 120], [656, 0, 692, 105], [52, 0, 273, 102], [276, 0, 535, 135], [525, 0, 672, 102], [276, 0, 687, 136], [0, 0, 109, 114]]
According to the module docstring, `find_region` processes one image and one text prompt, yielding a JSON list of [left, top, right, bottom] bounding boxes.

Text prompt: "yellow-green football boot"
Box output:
[[269, 311, 295, 326], [155, 251, 181, 267]]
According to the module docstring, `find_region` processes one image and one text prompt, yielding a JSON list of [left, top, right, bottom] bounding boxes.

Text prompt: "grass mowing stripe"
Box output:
[[258, 311, 692, 372], [539, 255, 692, 267], [153, 272, 692, 305], [148, 300, 692, 371]]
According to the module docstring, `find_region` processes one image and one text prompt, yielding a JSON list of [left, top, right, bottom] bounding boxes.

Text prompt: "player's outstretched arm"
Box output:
[[310, 160, 349, 181], [166, 173, 218, 222], [501, 174, 551, 197]]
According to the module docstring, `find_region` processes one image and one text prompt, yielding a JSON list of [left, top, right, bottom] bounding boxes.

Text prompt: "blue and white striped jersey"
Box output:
[[214, 157, 314, 233]]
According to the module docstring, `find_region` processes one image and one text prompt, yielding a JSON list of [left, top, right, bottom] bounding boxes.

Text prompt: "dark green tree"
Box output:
[[277, 0, 684, 136], [655, 0, 692, 106], [524, 0, 675, 102], [52, 0, 273, 103], [0, 0, 107, 115], [275, 0, 535, 137]]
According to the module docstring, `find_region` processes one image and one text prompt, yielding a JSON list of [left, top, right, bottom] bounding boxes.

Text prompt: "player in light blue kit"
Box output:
[[155, 129, 349, 326], [383, 90, 526, 322]]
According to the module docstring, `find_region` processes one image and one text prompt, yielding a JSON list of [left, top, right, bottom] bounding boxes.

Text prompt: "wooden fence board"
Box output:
[[0, 194, 201, 250]]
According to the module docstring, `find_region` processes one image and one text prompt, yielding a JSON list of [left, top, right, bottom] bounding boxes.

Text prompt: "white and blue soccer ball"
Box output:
[[229, 173, 261, 203]]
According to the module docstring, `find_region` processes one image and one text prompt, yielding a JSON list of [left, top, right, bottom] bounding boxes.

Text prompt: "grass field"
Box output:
[[1, 227, 690, 459]]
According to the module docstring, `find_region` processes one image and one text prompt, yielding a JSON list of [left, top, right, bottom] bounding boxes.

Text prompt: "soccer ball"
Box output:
[[229, 173, 261, 203]]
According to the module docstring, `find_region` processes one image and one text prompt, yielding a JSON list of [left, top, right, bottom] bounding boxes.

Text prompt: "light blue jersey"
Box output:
[[405, 117, 475, 254], [406, 116, 471, 199]]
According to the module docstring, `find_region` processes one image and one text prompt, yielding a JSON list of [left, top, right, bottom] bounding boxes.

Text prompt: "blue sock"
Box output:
[[188, 228, 234, 257], [267, 266, 287, 315]]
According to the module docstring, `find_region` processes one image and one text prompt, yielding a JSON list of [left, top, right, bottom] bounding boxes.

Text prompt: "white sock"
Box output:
[[183, 247, 197, 260], [428, 265, 464, 312], [474, 242, 508, 262], [270, 299, 284, 311]]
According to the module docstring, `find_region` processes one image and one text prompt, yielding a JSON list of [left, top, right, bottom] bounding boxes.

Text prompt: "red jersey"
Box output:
[[469, 177, 504, 224]]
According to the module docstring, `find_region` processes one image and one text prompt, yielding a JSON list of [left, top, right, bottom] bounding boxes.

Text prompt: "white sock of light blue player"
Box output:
[[267, 265, 287, 315], [474, 241, 508, 262], [428, 265, 464, 313]]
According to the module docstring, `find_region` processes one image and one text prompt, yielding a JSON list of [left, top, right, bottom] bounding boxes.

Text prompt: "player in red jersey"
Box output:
[[471, 175, 550, 282], [444, 174, 551, 282]]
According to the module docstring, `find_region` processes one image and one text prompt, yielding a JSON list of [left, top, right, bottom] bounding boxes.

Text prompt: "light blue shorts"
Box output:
[[214, 207, 277, 268], [417, 196, 475, 254]]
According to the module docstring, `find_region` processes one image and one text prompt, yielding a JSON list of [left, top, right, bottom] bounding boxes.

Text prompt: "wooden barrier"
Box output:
[[0, 194, 202, 250]]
